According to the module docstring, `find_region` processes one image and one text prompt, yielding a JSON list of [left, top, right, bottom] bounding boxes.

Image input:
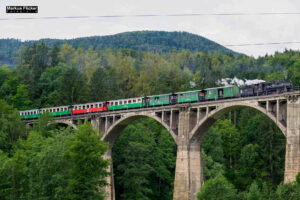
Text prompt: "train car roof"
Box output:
[[20, 108, 39, 112], [204, 85, 238, 90], [107, 97, 144, 102]]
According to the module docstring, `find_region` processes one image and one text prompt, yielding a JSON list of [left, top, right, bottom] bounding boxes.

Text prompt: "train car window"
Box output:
[[138, 99, 141, 102], [133, 100, 136, 103], [229, 87, 233, 92], [209, 90, 212, 95], [119, 101, 122, 105], [124, 101, 127, 104], [50, 109, 52, 112], [214, 90, 216, 94], [115, 102, 118, 105], [128, 100, 132, 103], [86, 105, 89, 109], [83, 106, 85, 109]]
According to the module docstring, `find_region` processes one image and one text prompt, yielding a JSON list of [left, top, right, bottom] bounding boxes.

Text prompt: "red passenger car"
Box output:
[[71, 102, 108, 115]]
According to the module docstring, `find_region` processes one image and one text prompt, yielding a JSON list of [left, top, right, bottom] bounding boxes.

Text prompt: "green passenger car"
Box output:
[[108, 102, 145, 110], [108, 98, 145, 110], [149, 95, 170, 106], [48, 110, 72, 117], [176, 91, 199, 103], [21, 113, 40, 120]]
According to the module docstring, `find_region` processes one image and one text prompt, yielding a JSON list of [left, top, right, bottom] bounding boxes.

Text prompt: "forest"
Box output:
[[0, 31, 300, 199], [0, 31, 236, 67]]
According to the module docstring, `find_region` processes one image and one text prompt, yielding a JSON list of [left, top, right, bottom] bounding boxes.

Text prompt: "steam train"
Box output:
[[19, 81, 293, 120]]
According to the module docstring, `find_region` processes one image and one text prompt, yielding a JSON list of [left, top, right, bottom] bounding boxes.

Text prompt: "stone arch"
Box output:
[[52, 120, 78, 130], [102, 114, 178, 148], [189, 103, 287, 143]]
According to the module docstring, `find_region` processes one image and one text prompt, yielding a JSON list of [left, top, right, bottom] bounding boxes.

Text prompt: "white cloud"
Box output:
[[0, 0, 299, 57]]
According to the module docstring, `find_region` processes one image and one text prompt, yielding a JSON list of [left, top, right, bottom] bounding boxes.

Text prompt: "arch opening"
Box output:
[[195, 106, 286, 192], [107, 116, 177, 200]]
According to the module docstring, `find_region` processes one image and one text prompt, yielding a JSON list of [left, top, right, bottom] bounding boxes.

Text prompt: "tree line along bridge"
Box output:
[[25, 91, 300, 200]]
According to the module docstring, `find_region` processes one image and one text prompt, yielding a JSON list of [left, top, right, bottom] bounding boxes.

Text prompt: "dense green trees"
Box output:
[[112, 118, 176, 200], [199, 109, 292, 199], [197, 175, 238, 200], [0, 109, 109, 200]]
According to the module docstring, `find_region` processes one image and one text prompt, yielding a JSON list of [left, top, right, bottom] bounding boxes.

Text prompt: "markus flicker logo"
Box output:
[[6, 6, 38, 13]]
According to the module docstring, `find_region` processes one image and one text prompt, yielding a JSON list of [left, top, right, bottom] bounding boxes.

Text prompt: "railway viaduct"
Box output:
[[26, 91, 300, 200]]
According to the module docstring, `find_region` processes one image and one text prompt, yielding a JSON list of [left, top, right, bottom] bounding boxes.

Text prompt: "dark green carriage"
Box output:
[[222, 86, 240, 98], [108, 101, 145, 110], [176, 91, 199, 103], [205, 86, 240, 100], [148, 95, 170, 106]]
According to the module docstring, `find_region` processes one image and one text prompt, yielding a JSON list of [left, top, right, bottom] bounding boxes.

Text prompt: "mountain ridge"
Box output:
[[0, 31, 240, 67]]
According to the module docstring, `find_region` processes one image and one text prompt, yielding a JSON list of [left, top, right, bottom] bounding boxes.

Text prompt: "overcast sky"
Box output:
[[0, 0, 299, 57]]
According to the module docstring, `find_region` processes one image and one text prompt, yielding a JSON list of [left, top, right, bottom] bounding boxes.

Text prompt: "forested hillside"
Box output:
[[0, 31, 237, 67], [0, 36, 300, 199]]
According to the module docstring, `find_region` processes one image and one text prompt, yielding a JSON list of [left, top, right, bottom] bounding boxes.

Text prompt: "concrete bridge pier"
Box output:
[[284, 95, 300, 183], [104, 147, 115, 200], [173, 107, 203, 200]]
